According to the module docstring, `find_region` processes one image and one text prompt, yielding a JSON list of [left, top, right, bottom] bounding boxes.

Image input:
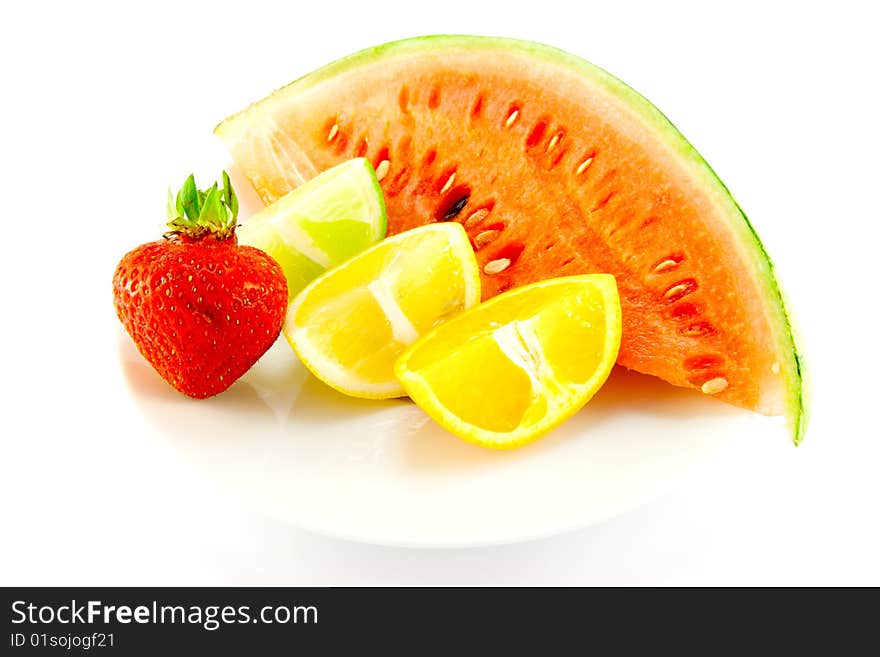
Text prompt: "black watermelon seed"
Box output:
[[442, 195, 470, 221]]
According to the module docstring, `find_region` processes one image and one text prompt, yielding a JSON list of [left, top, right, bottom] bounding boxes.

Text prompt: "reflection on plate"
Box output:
[[118, 328, 771, 547]]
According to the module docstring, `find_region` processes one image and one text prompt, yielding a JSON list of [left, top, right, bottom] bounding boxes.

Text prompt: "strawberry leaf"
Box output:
[[177, 174, 200, 222], [166, 187, 177, 222], [166, 172, 239, 239], [222, 170, 239, 221], [198, 184, 223, 229]]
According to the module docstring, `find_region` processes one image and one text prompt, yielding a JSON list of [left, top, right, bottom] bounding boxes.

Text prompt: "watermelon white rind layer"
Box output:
[[216, 35, 807, 445]]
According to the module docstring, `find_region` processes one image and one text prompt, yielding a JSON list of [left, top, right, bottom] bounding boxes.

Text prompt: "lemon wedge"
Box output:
[[284, 223, 480, 398], [394, 275, 622, 449]]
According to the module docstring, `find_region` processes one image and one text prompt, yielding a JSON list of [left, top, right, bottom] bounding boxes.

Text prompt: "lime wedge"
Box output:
[[237, 158, 387, 297]]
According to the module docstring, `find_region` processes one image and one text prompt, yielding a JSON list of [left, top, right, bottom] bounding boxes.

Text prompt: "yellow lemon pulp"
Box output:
[[394, 275, 622, 449], [284, 223, 481, 398]]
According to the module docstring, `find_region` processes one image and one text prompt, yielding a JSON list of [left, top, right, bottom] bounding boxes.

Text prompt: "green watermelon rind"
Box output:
[[216, 35, 807, 444]]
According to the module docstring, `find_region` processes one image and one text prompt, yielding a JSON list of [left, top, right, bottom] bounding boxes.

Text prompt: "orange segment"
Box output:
[[394, 275, 622, 449]]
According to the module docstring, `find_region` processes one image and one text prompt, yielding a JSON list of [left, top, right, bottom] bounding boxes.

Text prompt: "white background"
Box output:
[[2, 0, 878, 585]]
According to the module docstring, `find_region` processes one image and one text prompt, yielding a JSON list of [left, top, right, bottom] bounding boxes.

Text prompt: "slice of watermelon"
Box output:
[[215, 36, 807, 443]]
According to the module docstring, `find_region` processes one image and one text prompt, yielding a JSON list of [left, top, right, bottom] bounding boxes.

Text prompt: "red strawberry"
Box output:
[[113, 172, 288, 398]]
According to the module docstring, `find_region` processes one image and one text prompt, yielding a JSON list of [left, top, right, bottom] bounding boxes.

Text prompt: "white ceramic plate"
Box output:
[[119, 332, 777, 548], [117, 160, 781, 548]]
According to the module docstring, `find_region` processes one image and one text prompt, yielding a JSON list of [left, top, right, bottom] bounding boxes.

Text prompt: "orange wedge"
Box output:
[[394, 275, 622, 449]]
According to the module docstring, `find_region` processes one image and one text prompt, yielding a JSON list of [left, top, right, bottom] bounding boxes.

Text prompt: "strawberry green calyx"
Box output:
[[166, 171, 239, 239]]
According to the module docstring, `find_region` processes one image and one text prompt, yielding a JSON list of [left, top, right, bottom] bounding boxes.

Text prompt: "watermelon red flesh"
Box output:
[[216, 36, 806, 442]]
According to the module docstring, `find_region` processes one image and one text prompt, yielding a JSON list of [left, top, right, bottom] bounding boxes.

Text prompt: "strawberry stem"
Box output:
[[166, 171, 239, 239]]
